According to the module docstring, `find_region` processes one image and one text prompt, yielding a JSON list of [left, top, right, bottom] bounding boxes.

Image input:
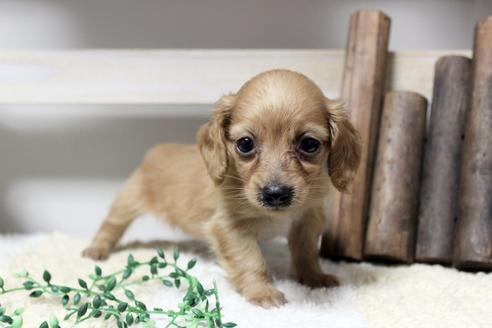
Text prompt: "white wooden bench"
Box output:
[[0, 50, 470, 105]]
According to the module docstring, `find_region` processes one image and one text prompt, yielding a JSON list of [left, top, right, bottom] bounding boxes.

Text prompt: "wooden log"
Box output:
[[320, 10, 391, 260], [454, 17, 492, 271], [415, 56, 471, 264], [364, 91, 427, 263]]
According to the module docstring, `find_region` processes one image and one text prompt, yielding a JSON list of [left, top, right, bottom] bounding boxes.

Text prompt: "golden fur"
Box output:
[[83, 69, 361, 308]]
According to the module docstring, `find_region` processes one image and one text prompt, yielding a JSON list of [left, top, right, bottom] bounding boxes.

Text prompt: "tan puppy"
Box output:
[[83, 69, 361, 308]]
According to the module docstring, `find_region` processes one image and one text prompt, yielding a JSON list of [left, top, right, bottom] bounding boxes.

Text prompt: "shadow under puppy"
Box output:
[[83, 69, 361, 308]]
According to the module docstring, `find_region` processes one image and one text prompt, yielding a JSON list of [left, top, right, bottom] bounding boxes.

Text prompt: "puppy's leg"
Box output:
[[83, 171, 144, 260], [288, 208, 339, 288], [208, 218, 287, 308]]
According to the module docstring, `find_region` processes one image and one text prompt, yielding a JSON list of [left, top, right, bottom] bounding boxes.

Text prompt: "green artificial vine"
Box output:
[[0, 248, 236, 328]]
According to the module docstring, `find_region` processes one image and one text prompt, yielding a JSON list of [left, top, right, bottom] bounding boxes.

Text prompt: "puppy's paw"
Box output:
[[245, 285, 287, 308], [82, 244, 111, 261], [300, 273, 340, 289]]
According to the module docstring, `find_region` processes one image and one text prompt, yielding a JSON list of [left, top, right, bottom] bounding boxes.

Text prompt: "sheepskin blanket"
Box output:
[[0, 233, 491, 328]]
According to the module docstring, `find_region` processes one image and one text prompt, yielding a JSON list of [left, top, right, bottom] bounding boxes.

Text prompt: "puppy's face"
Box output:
[[198, 69, 361, 214], [227, 86, 332, 212]]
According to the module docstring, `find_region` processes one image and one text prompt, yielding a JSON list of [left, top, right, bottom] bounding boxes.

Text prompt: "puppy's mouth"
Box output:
[[257, 183, 295, 211]]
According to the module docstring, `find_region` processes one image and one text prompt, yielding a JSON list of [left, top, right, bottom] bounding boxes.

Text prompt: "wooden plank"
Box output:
[[364, 91, 427, 263], [0, 49, 469, 105], [415, 56, 471, 264], [454, 17, 492, 271], [321, 10, 391, 260]]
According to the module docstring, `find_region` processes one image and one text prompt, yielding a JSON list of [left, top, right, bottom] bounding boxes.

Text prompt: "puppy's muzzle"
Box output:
[[260, 183, 294, 209]]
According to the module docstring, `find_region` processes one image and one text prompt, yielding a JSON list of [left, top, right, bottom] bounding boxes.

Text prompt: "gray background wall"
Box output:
[[2, 0, 492, 50], [0, 0, 490, 239]]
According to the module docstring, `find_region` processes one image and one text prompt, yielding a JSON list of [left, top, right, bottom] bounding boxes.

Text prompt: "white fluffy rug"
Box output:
[[0, 233, 491, 328]]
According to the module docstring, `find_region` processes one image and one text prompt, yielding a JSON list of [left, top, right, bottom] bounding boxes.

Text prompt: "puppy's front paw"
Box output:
[[244, 285, 287, 308], [300, 273, 340, 289], [82, 244, 111, 261]]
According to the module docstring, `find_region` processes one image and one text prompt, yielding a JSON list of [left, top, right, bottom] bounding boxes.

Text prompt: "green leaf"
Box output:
[[135, 301, 147, 311], [161, 279, 173, 287], [61, 294, 69, 306], [0, 277, 4, 289], [126, 313, 134, 325], [95, 265, 102, 277], [127, 254, 135, 267], [92, 295, 102, 308], [23, 281, 34, 290], [49, 314, 59, 328], [187, 258, 198, 270], [29, 290, 43, 298], [173, 247, 180, 262], [174, 279, 181, 288], [103, 292, 116, 301], [0, 308, 4, 316], [196, 282, 204, 296], [60, 286, 71, 293], [50, 285, 59, 293], [156, 248, 165, 259], [150, 256, 158, 265], [0, 315, 13, 324], [78, 278, 88, 289], [122, 268, 132, 280], [223, 323, 237, 328], [142, 275, 150, 282], [103, 312, 111, 320], [124, 289, 135, 300], [117, 302, 128, 312], [92, 309, 102, 318], [39, 321, 49, 328], [158, 262, 167, 269], [77, 303, 89, 318], [106, 277, 117, 291], [43, 270, 51, 284], [73, 293, 81, 305], [150, 264, 158, 275]]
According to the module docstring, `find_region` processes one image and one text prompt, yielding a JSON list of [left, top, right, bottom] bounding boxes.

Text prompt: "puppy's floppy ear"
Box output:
[[197, 94, 235, 184], [325, 99, 362, 192]]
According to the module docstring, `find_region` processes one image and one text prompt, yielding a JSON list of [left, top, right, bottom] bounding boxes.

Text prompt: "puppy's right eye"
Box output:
[[236, 137, 255, 155]]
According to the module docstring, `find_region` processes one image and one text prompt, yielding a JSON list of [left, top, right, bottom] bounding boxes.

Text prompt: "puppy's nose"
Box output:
[[261, 183, 294, 208]]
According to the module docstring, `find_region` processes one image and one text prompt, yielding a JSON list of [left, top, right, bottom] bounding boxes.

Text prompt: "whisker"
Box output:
[[222, 174, 247, 183], [221, 187, 247, 191]]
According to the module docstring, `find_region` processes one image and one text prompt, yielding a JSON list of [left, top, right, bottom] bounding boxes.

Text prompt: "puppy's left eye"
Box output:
[[298, 137, 320, 154], [236, 137, 255, 155]]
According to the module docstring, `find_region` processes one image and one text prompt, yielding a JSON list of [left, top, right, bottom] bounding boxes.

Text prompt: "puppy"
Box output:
[[83, 69, 361, 308]]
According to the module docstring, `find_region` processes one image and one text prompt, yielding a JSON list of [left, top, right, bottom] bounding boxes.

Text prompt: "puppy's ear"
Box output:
[[325, 99, 362, 192], [197, 94, 235, 184]]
